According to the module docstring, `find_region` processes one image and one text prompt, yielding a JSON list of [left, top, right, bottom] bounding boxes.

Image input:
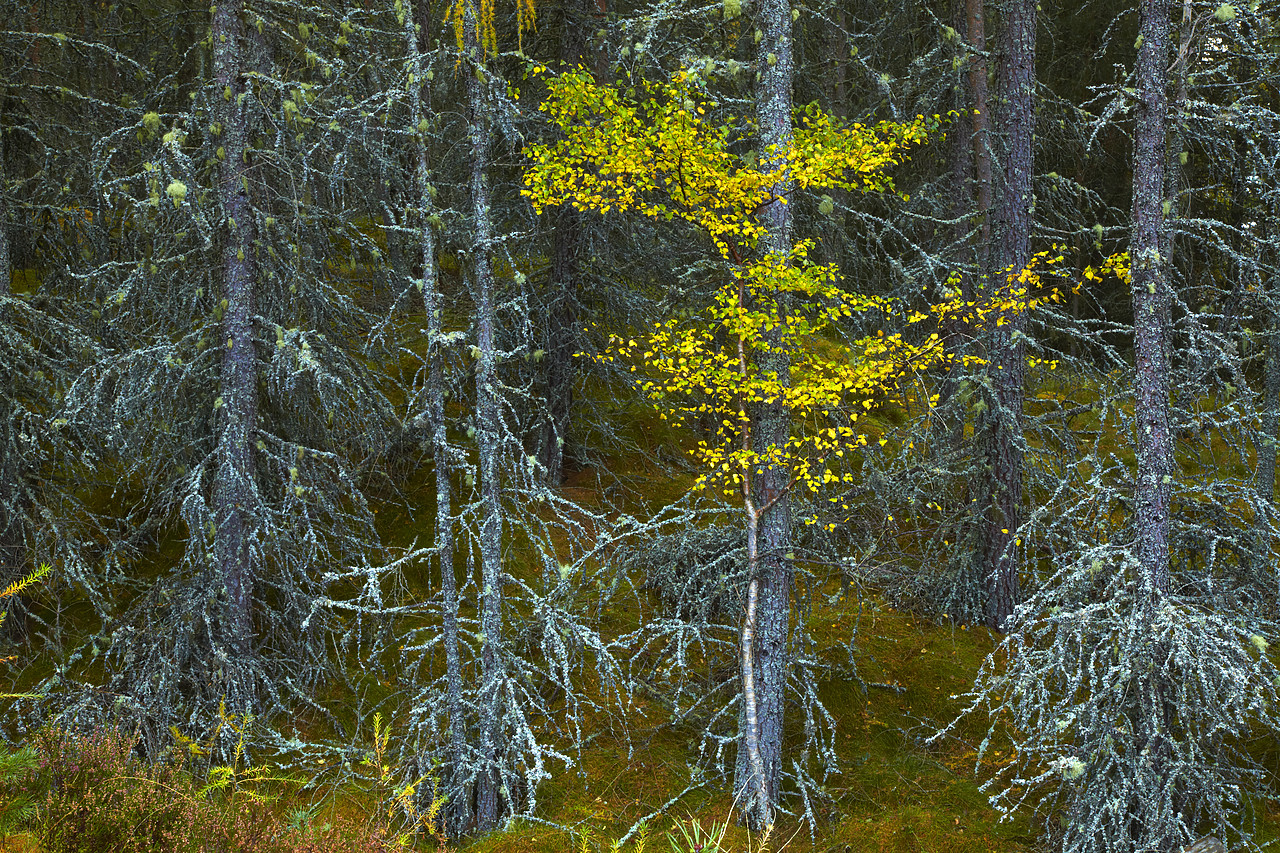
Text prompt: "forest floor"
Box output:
[[4, 374, 1280, 853]]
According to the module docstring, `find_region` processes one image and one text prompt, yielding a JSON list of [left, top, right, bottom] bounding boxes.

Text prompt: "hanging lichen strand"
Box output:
[[443, 0, 535, 57]]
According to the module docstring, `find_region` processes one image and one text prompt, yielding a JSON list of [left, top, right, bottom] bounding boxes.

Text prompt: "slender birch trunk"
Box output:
[[211, 0, 261, 689], [404, 2, 471, 834], [463, 2, 507, 830], [979, 0, 1034, 631], [732, 0, 794, 828]]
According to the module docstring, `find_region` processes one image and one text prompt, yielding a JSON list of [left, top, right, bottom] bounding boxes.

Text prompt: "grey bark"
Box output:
[[1131, 0, 1173, 597], [979, 0, 1035, 631], [1258, 298, 1280, 506], [404, 2, 470, 834], [463, 3, 507, 830], [0, 103, 18, 590], [211, 0, 261, 694], [732, 0, 794, 828]]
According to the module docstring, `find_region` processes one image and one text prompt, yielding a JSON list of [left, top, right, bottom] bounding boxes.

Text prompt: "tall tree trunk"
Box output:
[[732, 0, 793, 829], [535, 0, 601, 485], [0, 103, 20, 593], [404, 3, 471, 835], [978, 0, 1034, 631], [1129, 8, 1174, 842], [211, 0, 261, 695], [1257, 294, 1280, 508], [968, 0, 992, 270], [934, 0, 979, 450], [464, 3, 507, 831], [1131, 0, 1172, 598]]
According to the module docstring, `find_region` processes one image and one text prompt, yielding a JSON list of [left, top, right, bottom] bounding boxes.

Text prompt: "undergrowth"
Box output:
[[0, 726, 396, 853]]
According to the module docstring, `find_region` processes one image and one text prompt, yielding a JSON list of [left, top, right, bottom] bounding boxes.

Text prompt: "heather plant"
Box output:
[[22, 726, 194, 853], [0, 726, 397, 853]]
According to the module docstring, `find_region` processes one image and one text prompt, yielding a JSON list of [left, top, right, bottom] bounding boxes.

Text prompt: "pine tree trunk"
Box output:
[[211, 0, 260, 692], [934, 0, 978, 450], [732, 0, 794, 828], [464, 4, 507, 831], [967, 0, 992, 266], [978, 0, 1033, 631], [404, 3, 471, 834], [1131, 0, 1172, 598]]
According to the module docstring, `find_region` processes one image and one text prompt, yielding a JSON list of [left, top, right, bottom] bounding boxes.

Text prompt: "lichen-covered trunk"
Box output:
[[405, 3, 470, 835], [211, 0, 260, 684], [732, 0, 793, 828], [979, 0, 1033, 631], [1255, 300, 1280, 576], [1131, 0, 1172, 598], [0, 108, 19, 589], [464, 5, 507, 831], [1259, 293, 1280, 506]]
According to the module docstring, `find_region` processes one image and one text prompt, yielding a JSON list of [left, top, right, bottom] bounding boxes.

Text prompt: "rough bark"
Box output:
[[1258, 303, 1280, 506], [934, 0, 978, 450], [1131, 0, 1172, 597], [968, 0, 992, 269], [732, 0, 794, 828], [979, 0, 1034, 631], [535, 0, 600, 485], [464, 3, 507, 830], [211, 0, 261, 689], [405, 2, 470, 834]]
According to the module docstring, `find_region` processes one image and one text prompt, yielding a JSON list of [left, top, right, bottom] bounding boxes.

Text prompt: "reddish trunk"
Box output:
[[979, 0, 1034, 631]]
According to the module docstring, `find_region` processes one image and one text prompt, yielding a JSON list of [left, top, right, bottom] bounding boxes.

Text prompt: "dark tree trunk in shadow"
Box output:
[[211, 0, 262, 707], [977, 0, 1034, 631]]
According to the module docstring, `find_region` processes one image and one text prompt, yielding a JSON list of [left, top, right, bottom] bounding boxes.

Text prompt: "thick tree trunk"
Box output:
[[1131, 0, 1172, 598], [978, 0, 1034, 631], [968, 0, 992, 269], [404, 3, 470, 835], [464, 4, 507, 831], [732, 0, 794, 829], [211, 0, 260, 690], [934, 0, 978, 451]]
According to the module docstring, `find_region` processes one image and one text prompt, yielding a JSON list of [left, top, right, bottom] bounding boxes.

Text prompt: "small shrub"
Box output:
[[0, 726, 397, 853], [25, 726, 194, 853]]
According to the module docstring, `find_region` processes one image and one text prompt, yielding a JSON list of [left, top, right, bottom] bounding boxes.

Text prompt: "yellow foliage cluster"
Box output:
[[524, 68, 1065, 517], [524, 68, 936, 260], [1083, 251, 1132, 286]]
